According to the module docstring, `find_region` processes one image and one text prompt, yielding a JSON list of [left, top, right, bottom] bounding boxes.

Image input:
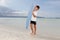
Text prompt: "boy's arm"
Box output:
[[32, 12, 37, 17]]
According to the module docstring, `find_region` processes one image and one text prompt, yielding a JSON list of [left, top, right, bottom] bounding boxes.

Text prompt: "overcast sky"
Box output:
[[0, 0, 60, 17]]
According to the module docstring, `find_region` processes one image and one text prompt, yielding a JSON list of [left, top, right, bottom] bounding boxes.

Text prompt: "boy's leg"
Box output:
[[34, 24, 36, 35], [30, 23, 33, 34]]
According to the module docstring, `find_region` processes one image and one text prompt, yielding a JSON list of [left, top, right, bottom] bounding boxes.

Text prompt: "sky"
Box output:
[[0, 0, 60, 17]]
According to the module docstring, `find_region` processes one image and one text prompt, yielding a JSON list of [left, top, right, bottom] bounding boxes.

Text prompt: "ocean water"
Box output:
[[0, 18, 60, 40]]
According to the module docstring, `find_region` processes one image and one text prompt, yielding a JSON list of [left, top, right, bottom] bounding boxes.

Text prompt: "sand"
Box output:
[[0, 18, 60, 40], [0, 25, 47, 40]]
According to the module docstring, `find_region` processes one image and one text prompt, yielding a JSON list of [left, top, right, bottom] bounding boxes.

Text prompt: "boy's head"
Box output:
[[34, 5, 40, 11]]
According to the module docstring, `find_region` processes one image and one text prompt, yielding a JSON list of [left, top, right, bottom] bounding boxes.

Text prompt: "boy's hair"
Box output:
[[36, 5, 40, 9]]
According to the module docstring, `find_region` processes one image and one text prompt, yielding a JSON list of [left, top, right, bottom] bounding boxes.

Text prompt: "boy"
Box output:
[[30, 5, 40, 35]]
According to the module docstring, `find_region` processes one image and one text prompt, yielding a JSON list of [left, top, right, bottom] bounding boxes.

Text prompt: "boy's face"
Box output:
[[34, 6, 39, 11]]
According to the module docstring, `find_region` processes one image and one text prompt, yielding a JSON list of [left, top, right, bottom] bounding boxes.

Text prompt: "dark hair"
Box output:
[[36, 5, 40, 9]]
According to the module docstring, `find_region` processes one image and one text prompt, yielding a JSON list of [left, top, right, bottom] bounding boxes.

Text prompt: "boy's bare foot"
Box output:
[[30, 33, 33, 35], [30, 31, 34, 35], [30, 32, 34, 35], [34, 32, 36, 35], [30, 32, 36, 36]]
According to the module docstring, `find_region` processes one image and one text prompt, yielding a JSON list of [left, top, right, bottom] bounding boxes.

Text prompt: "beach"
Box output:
[[0, 18, 60, 40]]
